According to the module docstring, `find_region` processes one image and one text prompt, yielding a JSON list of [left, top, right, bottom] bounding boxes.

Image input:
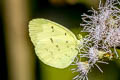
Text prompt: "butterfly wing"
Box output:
[[29, 18, 80, 68]]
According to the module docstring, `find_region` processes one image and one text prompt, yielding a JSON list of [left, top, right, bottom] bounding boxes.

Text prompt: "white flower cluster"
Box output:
[[72, 0, 120, 80], [81, 0, 120, 56]]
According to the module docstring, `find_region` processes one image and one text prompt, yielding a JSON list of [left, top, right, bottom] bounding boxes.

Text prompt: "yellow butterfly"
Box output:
[[29, 18, 82, 68]]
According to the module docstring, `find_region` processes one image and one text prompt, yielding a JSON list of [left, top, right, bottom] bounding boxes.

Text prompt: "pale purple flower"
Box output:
[[81, 0, 120, 57], [80, 47, 108, 73], [71, 61, 90, 80], [72, 0, 120, 80]]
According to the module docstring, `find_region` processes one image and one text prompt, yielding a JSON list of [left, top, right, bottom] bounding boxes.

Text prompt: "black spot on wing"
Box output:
[[66, 41, 68, 43], [51, 26, 54, 32], [50, 38, 54, 43], [56, 45, 59, 48], [55, 44, 60, 51], [51, 26, 54, 29], [65, 33, 67, 36]]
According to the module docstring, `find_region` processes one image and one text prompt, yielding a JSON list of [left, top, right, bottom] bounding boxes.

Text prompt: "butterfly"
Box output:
[[29, 18, 82, 68]]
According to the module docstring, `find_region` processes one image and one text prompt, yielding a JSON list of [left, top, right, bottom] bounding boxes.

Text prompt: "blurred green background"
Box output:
[[0, 0, 120, 80]]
